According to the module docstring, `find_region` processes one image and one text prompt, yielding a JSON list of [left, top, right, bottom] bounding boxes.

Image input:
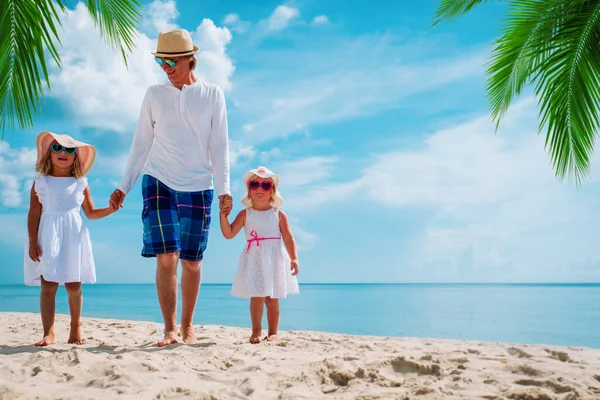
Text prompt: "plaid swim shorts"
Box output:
[[141, 174, 213, 261]]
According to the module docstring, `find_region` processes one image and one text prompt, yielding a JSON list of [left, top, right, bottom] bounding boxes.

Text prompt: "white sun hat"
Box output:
[[241, 166, 284, 208]]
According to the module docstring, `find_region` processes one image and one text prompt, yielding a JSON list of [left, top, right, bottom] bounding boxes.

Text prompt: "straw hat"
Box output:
[[152, 29, 199, 58], [36, 131, 96, 176], [241, 166, 284, 208]]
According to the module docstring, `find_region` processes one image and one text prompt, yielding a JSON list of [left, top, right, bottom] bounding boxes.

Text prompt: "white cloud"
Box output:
[[242, 123, 254, 132], [229, 140, 256, 166], [95, 152, 130, 176], [277, 156, 338, 188], [258, 148, 284, 162], [311, 15, 329, 25], [192, 19, 235, 91], [263, 5, 300, 33], [143, 0, 178, 33], [48, 3, 234, 133], [0, 142, 36, 208], [276, 98, 600, 281], [223, 13, 251, 33], [290, 221, 318, 250], [234, 35, 487, 143], [0, 175, 21, 207]]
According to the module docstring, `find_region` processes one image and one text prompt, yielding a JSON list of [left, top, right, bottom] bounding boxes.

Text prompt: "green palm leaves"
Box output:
[[434, 0, 600, 183], [0, 0, 141, 138]]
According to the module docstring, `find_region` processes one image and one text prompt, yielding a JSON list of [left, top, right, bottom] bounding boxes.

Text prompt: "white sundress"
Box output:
[[231, 207, 299, 299], [23, 175, 96, 286]]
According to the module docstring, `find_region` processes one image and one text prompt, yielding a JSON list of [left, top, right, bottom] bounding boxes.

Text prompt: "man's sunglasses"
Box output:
[[154, 57, 178, 68], [51, 143, 76, 155], [249, 181, 273, 191]]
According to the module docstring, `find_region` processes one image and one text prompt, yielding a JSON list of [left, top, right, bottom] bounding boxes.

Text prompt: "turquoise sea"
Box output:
[[0, 283, 598, 348]]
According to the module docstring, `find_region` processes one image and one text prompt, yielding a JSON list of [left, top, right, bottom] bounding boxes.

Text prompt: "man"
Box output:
[[110, 28, 232, 347]]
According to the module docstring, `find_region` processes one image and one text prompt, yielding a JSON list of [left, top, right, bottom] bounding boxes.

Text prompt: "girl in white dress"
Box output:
[[24, 131, 116, 346], [220, 166, 299, 344]]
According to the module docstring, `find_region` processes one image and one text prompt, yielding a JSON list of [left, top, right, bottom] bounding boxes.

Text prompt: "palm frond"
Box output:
[[485, 0, 565, 130], [532, 0, 600, 183], [85, 0, 141, 67], [432, 0, 501, 27], [0, 0, 141, 138], [0, 0, 65, 139]]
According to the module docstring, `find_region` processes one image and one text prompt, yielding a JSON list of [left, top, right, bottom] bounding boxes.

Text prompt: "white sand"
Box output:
[[1, 312, 599, 399]]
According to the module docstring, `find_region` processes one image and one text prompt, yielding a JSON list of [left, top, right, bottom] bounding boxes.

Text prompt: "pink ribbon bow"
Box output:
[[246, 230, 281, 253]]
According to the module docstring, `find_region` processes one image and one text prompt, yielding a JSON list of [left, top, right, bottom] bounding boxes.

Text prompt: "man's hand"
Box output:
[[110, 189, 126, 211], [218, 194, 232, 210]]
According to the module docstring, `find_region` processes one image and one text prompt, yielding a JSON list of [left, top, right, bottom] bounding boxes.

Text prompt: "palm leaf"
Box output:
[[485, 0, 565, 129], [432, 0, 502, 27], [0, 0, 141, 139], [532, 0, 600, 182], [84, 0, 141, 66], [0, 0, 65, 138], [433, 0, 600, 183]]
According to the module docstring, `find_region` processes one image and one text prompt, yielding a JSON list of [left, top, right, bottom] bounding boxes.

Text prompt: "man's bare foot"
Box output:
[[157, 329, 178, 347], [68, 325, 84, 345], [34, 333, 55, 347], [180, 324, 196, 344], [264, 333, 277, 342]]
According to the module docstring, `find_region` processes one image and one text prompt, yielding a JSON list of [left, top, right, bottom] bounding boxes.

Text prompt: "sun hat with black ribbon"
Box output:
[[152, 29, 199, 58]]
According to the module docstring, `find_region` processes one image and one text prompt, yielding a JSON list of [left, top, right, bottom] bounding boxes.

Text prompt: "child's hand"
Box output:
[[290, 259, 299, 276], [109, 200, 121, 212], [221, 204, 232, 217], [29, 243, 42, 262]]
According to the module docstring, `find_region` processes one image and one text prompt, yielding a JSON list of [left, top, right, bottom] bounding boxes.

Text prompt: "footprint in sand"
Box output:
[[387, 356, 441, 376], [508, 347, 533, 359], [512, 364, 543, 377], [544, 349, 574, 363], [514, 378, 576, 395]]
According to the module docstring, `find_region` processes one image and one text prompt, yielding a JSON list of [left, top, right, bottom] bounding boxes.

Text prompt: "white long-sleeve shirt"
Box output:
[[118, 79, 230, 196]]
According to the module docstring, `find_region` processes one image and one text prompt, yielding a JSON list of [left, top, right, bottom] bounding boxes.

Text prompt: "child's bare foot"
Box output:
[[264, 333, 278, 342], [180, 324, 196, 344], [157, 329, 178, 347], [249, 328, 262, 344], [249, 335, 261, 344], [34, 333, 55, 347], [68, 325, 84, 345]]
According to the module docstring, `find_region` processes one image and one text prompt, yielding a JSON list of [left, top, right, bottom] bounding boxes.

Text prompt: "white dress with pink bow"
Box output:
[[231, 207, 299, 299]]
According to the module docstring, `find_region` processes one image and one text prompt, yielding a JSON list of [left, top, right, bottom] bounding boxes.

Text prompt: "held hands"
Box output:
[[290, 259, 299, 276], [109, 189, 125, 211], [219, 194, 233, 217], [29, 242, 42, 262]]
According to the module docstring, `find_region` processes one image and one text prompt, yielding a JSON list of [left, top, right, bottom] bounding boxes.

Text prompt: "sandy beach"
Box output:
[[1, 312, 599, 399]]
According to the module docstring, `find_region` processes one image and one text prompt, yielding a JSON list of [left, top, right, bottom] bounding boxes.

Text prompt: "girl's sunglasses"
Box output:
[[51, 143, 76, 155], [249, 181, 273, 191], [154, 57, 178, 68]]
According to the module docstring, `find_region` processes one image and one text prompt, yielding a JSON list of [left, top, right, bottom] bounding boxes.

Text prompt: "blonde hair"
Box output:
[[246, 174, 277, 205], [35, 149, 83, 178]]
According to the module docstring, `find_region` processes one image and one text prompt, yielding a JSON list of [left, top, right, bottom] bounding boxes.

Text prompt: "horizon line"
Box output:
[[1, 282, 600, 287]]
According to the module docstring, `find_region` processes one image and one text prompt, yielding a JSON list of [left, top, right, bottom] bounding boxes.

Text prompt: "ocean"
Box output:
[[0, 283, 598, 348]]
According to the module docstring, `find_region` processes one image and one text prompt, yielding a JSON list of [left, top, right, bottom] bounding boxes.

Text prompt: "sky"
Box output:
[[2, 0, 600, 284]]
